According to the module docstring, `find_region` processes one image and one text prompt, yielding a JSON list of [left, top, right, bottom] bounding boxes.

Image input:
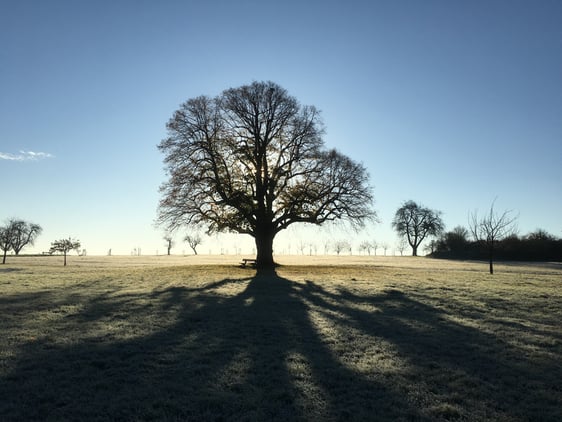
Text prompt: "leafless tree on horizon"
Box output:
[[469, 199, 518, 274]]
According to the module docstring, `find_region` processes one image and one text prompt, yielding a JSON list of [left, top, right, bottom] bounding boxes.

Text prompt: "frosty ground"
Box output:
[[1, 255, 560, 421]]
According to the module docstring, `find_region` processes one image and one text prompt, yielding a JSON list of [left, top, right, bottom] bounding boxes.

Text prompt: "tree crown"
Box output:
[[50, 237, 81, 254], [391, 200, 444, 254], [469, 200, 518, 244], [9, 219, 43, 254], [392, 201, 444, 235], [158, 81, 376, 240]]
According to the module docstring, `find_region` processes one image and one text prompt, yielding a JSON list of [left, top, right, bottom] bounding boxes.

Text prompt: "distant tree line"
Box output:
[[430, 227, 562, 262]]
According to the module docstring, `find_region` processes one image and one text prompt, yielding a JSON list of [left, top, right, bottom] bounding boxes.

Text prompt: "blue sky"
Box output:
[[1, 0, 561, 255]]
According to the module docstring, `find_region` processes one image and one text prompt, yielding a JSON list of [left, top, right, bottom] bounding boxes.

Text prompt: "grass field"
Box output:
[[1, 255, 561, 421]]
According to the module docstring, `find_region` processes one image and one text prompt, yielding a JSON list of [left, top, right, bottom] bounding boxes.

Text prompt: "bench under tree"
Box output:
[[240, 258, 257, 267]]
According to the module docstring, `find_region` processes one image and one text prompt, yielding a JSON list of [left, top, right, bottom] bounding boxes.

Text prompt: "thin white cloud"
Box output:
[[0, 150, 55, 161]]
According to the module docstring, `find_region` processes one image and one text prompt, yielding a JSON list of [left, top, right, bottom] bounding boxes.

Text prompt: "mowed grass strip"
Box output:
[[0, 258, 561, 421]]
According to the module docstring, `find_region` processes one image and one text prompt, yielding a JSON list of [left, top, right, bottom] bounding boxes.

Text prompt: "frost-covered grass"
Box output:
[[1, 256, 561, 421]]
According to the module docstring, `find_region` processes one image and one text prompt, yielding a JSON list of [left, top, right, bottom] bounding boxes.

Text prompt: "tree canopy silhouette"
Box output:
[[9, 219, 42, 255], [158, 81, 375, 268], [0, 218, 42, 263], [392, 200, 444, 256]]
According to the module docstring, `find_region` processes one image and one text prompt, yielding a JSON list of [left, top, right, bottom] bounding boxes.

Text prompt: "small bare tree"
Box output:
[[333, 240, 351, 256], [323, 239, 331, 255], [469, 200, 518, 274], [396, 237, 408, 256], [358, 241, 370, 255], [164, 234, 175, 255], [185, 233, 202, 255], [382, 242, 389, 256], [49, 237, 81, 266], [308, 243, 317, 256], [423, 239, 437, 255]]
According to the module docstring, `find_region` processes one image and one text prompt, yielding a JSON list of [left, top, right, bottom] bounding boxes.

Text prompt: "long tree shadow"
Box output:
[[1, 269, 560, 421], [296, 281, 562, 420]]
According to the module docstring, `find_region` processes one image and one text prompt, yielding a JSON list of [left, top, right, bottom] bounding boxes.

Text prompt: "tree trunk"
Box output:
[[409, 235, 418, 256], [2, 250, 6, 264], [64, 250, 67, 267], [254, 229, 275, 269], [489, 246, 494, 274]]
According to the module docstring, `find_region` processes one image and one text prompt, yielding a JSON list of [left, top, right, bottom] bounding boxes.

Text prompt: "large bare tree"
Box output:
[[158, 81, 375, 268], [469, 200, 518, 274], [0, 219, 42, 263], [392, 200, 444, 256], [9, 219, 42, 255]]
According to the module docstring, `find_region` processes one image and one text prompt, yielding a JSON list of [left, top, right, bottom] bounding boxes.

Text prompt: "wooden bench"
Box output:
[[241, 258, 257, 267]]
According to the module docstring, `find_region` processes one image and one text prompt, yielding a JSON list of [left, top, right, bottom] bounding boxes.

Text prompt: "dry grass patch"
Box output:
[[1, 257, 561, 421]]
